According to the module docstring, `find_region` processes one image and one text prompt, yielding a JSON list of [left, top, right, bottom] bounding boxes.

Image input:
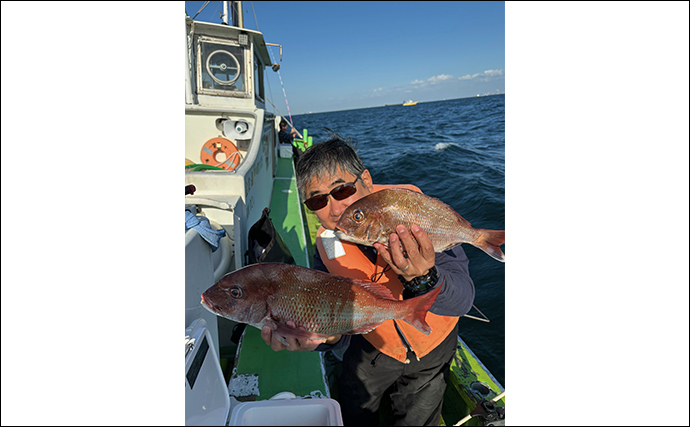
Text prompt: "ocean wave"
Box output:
[[434, 142, 457, 150]]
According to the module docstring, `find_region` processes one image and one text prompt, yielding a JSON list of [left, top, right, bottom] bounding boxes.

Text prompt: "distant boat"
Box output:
[[403, 99, 417, 106]]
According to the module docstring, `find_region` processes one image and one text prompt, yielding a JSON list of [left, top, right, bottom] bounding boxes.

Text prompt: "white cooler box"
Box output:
[[228, 392, 343, 426], [278, 143, 293, 158]]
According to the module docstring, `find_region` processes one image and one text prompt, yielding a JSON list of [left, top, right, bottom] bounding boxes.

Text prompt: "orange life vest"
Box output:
[[316, 184, 459, 362]]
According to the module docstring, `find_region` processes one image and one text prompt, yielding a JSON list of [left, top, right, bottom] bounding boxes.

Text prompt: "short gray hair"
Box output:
[[295, 131, 366, 199]]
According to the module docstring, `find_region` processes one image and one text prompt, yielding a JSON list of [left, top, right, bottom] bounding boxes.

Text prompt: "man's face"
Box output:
[[304, 167, 373, 230]]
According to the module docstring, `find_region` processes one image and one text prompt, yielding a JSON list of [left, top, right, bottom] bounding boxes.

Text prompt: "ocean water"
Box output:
[[292, 94, 505, 386]]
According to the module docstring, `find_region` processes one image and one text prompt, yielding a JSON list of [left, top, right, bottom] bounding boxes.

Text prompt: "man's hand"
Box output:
[[374, 224, 435, 281], [260, 321, 341, 352]]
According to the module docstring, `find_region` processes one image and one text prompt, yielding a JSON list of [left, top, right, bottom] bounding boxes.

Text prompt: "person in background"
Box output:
[[260, 134, 476, 426], [278, 118, 297, 144], [278, 119, 302, 159]]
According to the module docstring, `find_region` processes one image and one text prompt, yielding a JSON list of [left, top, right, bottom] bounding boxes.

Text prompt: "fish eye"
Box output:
[[230, 287, 242, 299], [353, 209, 364, 222]]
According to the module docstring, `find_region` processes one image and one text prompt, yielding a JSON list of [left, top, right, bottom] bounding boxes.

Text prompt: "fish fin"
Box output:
[[348, 321, 385, 335], [272, 322, 329, 341], [454, 212, 472, 228], [400, 282, 444, 335], [475, 229, 506, 262], [351, 279, 397, 300]]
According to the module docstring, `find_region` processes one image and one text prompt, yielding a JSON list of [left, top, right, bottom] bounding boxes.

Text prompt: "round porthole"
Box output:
[[206, 49, 240, 86]]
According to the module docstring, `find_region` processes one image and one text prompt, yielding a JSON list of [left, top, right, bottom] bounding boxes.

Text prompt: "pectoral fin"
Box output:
[[272, 322, 329, 342], [348, 321, 385, 335]]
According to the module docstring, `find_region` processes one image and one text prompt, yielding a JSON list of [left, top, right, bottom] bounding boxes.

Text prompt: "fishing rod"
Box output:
[[264, 97, 304, 139], [463, 304, 491, 323]]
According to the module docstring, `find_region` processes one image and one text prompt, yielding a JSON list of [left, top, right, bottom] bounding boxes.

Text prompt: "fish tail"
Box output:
[[401, 282, 444, 335], [475, 229, 505, 262]]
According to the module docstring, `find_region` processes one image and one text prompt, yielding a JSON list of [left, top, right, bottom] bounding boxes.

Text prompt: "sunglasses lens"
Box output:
[[305, 195, 328, 211], [304, 176, 361, 211], [331, 183, 357, 201]]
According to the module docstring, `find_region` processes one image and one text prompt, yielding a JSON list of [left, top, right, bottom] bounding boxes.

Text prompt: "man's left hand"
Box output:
[[374, 224, 435, 281]]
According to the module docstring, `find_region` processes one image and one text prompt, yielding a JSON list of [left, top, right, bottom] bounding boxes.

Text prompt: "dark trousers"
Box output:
[[338, 321, 459, 426]]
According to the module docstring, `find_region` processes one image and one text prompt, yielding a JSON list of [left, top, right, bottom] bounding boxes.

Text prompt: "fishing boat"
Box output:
[[184, 3, 503, 426], [184, 2, 334, 424], [403, 99, 418, 106]]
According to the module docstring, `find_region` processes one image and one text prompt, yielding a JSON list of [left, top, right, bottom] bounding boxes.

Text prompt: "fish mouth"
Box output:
[[334, 228, 354, 241], [334, 230, 371, 246], [200, 294, 216, 313]]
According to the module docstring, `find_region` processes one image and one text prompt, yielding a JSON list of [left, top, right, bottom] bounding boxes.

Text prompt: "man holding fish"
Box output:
[[258, 134, 501, 426]]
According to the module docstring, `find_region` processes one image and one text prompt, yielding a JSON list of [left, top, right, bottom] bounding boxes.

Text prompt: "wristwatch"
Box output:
[[398, 266, 439, 295]]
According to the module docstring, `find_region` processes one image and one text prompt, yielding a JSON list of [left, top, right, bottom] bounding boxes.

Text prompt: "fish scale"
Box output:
[[270, 275, 396, 336]]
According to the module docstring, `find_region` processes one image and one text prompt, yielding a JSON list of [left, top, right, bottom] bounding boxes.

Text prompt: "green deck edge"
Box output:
[[301, 202, 321, 260], [229, 156, 329, 401], [269, 157, 309, 267]]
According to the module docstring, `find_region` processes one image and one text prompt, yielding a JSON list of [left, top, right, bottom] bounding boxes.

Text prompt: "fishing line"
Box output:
[[271, 52, 295, 128], [250, 1, 301, 138], [250, 1, 296, 130]]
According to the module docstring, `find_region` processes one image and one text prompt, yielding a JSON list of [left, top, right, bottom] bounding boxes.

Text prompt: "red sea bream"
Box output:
[[335, 188, 505, 262], [200, 263, 442, 343]]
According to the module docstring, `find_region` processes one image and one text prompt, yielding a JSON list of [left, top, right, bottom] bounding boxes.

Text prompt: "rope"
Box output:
[[250, 2, 276, 115], [191, 1, 211, 20], [250, 1, 259, 29]]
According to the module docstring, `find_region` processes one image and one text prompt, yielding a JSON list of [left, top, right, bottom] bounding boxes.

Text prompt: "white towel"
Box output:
[[320, 229, 346, 260]]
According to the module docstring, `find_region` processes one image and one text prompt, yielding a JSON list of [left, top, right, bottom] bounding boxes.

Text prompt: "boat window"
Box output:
[[254, 52, 264, 101], [196, 37, 246, 95]]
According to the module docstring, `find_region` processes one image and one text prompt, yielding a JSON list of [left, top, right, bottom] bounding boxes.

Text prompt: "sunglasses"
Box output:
[[304, 175, 361, 211]]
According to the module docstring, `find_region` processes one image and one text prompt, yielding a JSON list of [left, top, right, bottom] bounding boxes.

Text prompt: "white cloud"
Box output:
[[411, 74, 455, 87], [459, 69, 504, 81], [483, 69, 504, 77], [427, 74, 454, 83]]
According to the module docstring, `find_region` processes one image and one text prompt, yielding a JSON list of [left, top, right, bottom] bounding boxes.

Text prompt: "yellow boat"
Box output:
[[403, 99, 417, 106]]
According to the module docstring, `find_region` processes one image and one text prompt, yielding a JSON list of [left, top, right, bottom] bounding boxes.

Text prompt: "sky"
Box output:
[[185, 1, 505, 114], [1, 2, 688, 426]]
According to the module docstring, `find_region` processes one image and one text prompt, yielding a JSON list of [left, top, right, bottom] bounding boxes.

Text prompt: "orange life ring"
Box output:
[[199, 137, 240, 171]]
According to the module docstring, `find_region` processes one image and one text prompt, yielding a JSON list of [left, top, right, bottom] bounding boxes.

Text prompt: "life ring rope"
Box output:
[[199, 137, 241, 171]]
